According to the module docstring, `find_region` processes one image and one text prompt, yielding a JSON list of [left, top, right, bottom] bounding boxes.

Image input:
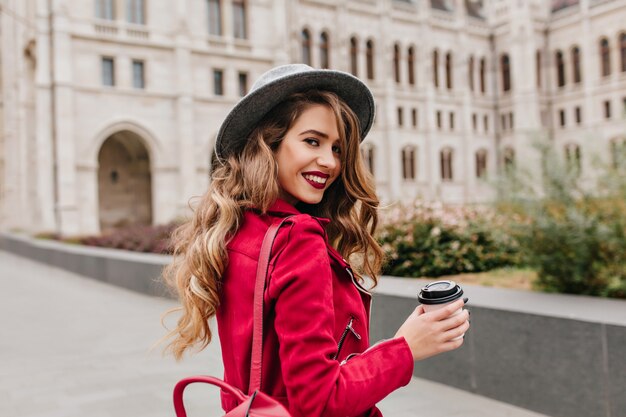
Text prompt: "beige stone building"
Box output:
[[1, 0, 625, 236]]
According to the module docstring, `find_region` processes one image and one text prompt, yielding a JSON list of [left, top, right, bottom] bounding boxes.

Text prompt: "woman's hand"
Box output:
[[394, 298, 470, 361]]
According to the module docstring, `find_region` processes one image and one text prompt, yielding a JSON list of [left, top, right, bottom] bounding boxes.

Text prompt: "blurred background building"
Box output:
[[0, 0, 625, 236]]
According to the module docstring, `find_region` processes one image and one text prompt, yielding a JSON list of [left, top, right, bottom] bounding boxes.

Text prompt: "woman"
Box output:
[[163, 64, 469, 417]]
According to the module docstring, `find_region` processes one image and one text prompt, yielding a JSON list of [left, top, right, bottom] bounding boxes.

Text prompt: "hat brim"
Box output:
[[215, 69, 375, 159]]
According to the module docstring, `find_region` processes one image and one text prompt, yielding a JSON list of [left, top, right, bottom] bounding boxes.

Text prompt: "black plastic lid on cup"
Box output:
[[417, 280, 464, 305]]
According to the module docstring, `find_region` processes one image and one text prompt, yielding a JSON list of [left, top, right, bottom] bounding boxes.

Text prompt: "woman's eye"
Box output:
[[304, 138, 319, 146], [332, 145, 342, 154]]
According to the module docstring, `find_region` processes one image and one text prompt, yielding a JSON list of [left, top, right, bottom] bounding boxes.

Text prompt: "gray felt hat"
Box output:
[[214, 64, 375, 159]]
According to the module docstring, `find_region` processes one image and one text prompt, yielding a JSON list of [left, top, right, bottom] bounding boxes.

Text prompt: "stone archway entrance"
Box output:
[[97, 131, 152, 231]]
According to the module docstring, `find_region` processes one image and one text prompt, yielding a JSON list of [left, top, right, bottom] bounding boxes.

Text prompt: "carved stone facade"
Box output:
[[1, 0, 625, 235]]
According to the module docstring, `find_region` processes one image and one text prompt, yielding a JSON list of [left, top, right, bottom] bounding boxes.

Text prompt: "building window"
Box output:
[[408, 46, 415, 86], [501, 114, 507, 131], [575, 106, 582, 124], [503, 147, 515, 173], [238, 72, 248, 96], [126, 0, 145, 24], [445, 52, 453, 90], [207, 0, 222, 36], [572, 46, 581, 84], [394, 43, 401, 83], [213, 69, 224, 96], [472, 113, 477, 131], [559, 109, 566, 127], [536, 50, 542, 89], [468, 55, 474, 92], [411, 108, 418, 128], [440, 147, 453, 181], [366, 39, 374, 80], [101, 57, 115, 86], [301, 29, 312, 66], [600, 38, 611, 77], [361, 144, 375, 175], [436, 111, 442, 129], [320, 32, 330, 69], [509, 112, 514, 130], [556, 50, 565, 87], [449, 112, 455, 130], [96, 0, 115, 20], [433, 50, 439, 88], [350, 37, 358, 76], [483, 114, 489, 133], [132, 60, 145, 89], [565, 143, 582, 176], [604, 100, 611, 119], [620, 33, 626, 72], [475, 149, 487, 179], [611, 139, 626, 169], [401, 146, 416, 180], [479, 57, 486, 94], [501, 53, 511, 92], [397, 107, 404, 127], [233, 0, 247, 39]]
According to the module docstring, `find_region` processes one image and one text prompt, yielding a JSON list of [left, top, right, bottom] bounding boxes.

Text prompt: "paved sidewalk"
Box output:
[[0, 250, 550, 417]]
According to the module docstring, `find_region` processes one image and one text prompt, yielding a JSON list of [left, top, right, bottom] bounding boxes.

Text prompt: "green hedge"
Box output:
[[377, 203, 522, 278]]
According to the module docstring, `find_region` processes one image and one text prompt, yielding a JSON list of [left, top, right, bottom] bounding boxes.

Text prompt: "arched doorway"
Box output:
[[97, 131, 152, 231]]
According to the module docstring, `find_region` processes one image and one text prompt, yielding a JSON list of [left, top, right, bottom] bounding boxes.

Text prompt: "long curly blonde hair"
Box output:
[[162, 90, 384, 360]]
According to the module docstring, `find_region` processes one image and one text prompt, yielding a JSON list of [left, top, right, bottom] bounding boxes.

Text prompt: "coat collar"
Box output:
[[266, 198, 301, 217]]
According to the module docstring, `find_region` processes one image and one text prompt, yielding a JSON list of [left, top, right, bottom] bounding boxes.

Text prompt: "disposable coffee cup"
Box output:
[[418, 280, 465, 340]]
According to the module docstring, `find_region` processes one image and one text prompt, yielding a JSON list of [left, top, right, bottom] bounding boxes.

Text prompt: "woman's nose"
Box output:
[[317, 147, 338, 169]]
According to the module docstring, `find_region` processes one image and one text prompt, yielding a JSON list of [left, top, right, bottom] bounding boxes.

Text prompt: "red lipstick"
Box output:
[[302, 171, 329, 190]]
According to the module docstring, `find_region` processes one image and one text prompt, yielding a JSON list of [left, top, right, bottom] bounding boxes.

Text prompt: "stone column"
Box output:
[[34, 0, 57, 232], [174, 3, 197, 219]]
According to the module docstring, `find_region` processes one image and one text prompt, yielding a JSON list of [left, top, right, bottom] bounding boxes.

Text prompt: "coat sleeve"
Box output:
[[267, 216, 414, 417]]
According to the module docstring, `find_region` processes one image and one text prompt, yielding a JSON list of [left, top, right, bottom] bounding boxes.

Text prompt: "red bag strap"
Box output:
[[249, 217, 292, 394], [173, 375, 247, 417]]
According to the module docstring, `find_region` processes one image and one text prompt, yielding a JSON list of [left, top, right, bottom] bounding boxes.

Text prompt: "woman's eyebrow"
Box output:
[[298, 129, 329, 139]]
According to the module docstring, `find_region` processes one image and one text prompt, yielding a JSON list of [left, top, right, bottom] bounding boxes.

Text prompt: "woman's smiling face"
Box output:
[[275, 104, 342, 206]]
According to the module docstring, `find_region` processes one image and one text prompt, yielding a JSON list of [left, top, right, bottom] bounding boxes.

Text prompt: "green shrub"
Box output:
[[497, 140, 626, 298], [377, 203, 522, 278]]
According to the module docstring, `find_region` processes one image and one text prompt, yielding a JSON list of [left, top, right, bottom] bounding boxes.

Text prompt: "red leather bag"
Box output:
[[173, 219, 293, 417]]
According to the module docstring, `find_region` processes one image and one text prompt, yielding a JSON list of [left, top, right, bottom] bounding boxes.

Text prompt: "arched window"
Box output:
[[232, 0, 247, 39], [408, 46, 416, 86], [536, 50, 542, 89], [600, 37, 611, 77], [468, 55, 474, 92], [394, 43, 401, 83], [401, 146, 416, 180], [350, 37, 358, 76], [479, 57, 486, 94], [501, 53, 511, 92], [206, 0, 222, 35], [301, 29, 311, 66], [571, 46, 581, 84], [440, 147, 453, 181], [503, 147, 515, 173], [320, 32, 330, 69], [620, 33, 626, 73], [555, 50, 565, 87], [564, 143, 582, 176], [445, 52, 453, 90], [475, 149, 488, 179], [433, 49, 439, 88], [361, 144, 376, 175], [366, 39, 375, 80]]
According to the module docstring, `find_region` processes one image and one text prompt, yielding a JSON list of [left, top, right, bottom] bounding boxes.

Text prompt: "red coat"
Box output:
[[216, 199, 414, 417]]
